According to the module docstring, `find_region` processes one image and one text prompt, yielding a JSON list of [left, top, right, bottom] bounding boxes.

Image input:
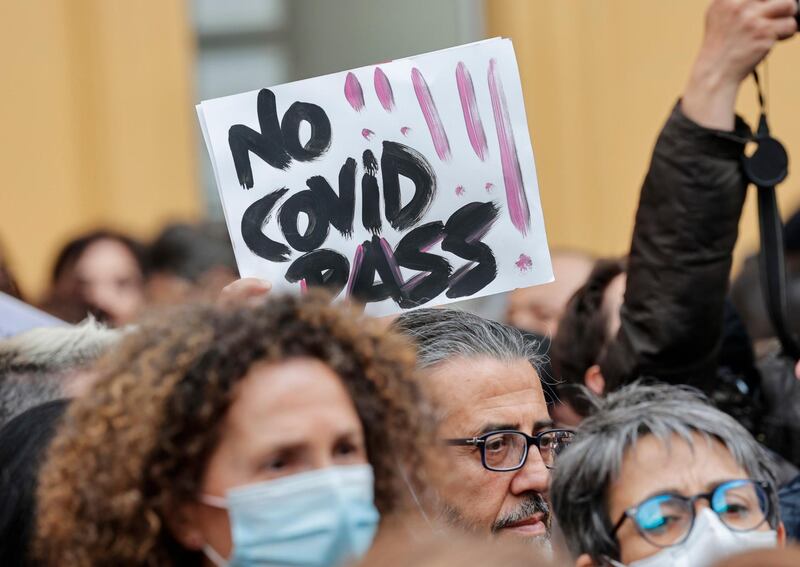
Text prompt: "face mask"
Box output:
[[608, 508, 777, 567], [200, 464, 380, 567]]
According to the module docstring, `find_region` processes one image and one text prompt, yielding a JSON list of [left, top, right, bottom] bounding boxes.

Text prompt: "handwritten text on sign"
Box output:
[[198, 38, 553, 316]]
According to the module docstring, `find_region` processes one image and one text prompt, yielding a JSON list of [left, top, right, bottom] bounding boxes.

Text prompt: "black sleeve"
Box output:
[[600, 102, 752, 391]]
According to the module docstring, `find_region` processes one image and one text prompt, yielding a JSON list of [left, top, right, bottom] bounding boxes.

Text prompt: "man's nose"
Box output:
[[509, 446, 550, 496]]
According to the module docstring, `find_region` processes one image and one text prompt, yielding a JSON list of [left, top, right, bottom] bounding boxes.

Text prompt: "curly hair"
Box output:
[[35, 291, 428, 566]]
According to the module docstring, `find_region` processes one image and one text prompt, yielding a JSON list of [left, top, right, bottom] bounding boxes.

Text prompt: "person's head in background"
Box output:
[[0, 243, 23, 300], [146, 222, 238, 306], [551, 383, 784, 567], [549, 258, 627, 427], [0, 319, 121, 428], [392, 308, 573, 551], [36, 292, 425, 567], [506, 250, 595, 337], [0, 400, 69, 567], [43, 229, 147, 326]]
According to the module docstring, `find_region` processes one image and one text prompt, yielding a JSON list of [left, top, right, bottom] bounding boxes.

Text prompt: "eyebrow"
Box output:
[[476, 422, 519, 436], [533, 419, 555, 432]]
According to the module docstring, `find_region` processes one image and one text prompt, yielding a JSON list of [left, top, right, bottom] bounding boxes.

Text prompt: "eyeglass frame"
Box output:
[[610, 479, 774, 549], [444, 428, 575, 472]]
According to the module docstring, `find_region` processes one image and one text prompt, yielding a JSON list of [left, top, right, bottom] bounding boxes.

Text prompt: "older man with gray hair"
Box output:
[[0, 319, 121, 427], [551, 382, 786, 567], [393, 308, 574, 547]]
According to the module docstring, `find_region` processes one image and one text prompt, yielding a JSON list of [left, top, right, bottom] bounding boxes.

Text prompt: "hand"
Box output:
[[218, 277, 272, 307], [682, 0, 797, 130]]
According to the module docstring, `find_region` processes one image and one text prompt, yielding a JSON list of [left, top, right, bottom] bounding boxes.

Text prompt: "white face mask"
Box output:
[[608, 508, 777, 567]]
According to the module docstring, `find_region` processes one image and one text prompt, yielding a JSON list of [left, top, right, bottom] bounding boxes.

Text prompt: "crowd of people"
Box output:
[[2, 0, 800, 565]]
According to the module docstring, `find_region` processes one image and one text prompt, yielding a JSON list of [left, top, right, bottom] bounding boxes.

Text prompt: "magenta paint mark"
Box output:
[[420, 233, 444, 253], [488, 58, 531, 236], [411, 67, 451, 161], [515, 254, 533, 272], [373, 67, 395, 111], [456, 62, 489, 161], [361, 128, 375, 141], [300, 279, 308, 294], [379, 238, 404, 285], [344, 72, 365, 112], [455, 185, 466, 197], [485, 182, 494, 193], [347, 245, 365, 297], [401, 126, 412, 136]]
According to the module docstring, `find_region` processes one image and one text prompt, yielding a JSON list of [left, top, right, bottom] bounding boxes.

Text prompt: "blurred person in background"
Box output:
[[0, 319, 120, 428], [41, 229, 147, 326], [551, 383, 785, 567], [0, 243, 23, 300], [506, 250, 594, 337], [0, 400, 69, 567], [36, 292, 426, 566], [146, 221, 238, 306]]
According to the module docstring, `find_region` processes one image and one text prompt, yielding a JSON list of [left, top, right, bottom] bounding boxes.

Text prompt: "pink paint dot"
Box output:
[[362, 128, 375, 140], [455, 185, 466, 197], [515, 254, 533, 272], [401, 126, 411, 136], [485, 182, 494, 192]]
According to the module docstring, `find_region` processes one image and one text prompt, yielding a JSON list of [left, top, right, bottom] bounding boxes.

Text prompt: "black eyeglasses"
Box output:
[[611, 479, 772, 548], [445, 429, 575, 471]]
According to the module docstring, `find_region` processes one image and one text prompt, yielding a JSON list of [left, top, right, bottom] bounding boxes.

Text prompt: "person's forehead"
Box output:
[[423, 355, 548, 434], [609, 432, 749, 511]]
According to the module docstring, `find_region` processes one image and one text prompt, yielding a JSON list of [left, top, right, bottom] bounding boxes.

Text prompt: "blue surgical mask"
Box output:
[[200, 464, 380, 567]]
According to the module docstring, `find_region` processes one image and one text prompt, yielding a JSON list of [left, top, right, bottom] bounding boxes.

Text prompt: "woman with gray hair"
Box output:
[[550, 382, 786, 567]]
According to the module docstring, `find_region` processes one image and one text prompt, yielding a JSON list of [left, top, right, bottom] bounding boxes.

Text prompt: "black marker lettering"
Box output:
[[240, 187, 292, 262], [306, 157, 356, 238], [281, 101, 332, 162], [278, 190, 331, 252], [285, 249, 350, 297], [394, 222, 450, 308], [442, 201, 499, 298], [381, 141, 436, 231]]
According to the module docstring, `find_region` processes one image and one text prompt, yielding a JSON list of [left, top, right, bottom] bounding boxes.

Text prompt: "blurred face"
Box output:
[[71, 239, 144, 325], [587, 433, 784, 566], [180, 358, 368, 559], [506, 255, 592, 336], [422, 356, 552, 543]]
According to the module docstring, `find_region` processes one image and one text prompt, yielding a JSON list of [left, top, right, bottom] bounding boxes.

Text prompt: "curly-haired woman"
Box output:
[[35, 291, 427, 567]]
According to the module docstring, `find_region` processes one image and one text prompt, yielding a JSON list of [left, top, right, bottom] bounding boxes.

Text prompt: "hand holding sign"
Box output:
[[198, 38, 553, 316]]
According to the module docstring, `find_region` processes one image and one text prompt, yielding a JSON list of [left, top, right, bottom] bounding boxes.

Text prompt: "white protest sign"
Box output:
[[0, 292, 67, 338], [198, 38, 553, 316]]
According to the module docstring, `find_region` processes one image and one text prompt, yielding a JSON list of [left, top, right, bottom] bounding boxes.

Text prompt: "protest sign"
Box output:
[[0, 292, 67, 338], [198, 38, 552, 316]]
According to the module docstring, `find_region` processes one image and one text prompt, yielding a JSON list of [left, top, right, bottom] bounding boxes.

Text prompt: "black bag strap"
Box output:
[[743, 70, 800, 361]]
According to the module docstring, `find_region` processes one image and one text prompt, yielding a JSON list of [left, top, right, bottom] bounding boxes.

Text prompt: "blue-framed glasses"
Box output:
[[611, 479, 772, 548]]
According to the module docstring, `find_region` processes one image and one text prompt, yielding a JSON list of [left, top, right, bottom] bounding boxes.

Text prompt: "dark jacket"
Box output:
[[598, 103, 800, 469]]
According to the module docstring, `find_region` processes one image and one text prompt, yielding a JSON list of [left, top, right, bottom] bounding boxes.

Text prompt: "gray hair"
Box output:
[[550, 382, 779, 562], [0, 319, 121, 427], [392, 307, 547, 374]]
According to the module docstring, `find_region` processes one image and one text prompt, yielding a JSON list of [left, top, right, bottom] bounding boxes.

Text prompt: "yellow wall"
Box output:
[[486, 0, 800, 272], [0, 1, 200, 299]]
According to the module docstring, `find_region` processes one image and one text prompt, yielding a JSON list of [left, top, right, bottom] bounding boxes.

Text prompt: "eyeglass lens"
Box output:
[[482, 430, 574, 471], [633, 480, 769, 547]]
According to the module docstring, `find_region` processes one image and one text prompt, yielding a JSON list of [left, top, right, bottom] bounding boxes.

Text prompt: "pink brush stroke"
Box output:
[[515, 254, 533, 272], [456, 62, 489, 161], [300, 279, 308, 294], [347, 245, 365, 297], [455, 185, 465, 197], [488, 58, 530, 236], [485, 182, 494, 193], [411, 67, 451, 161], [374, 67, 395, 111], [362, 128, 375, 140], [344, 72, 365, 111], [401, 126, 411, 136]]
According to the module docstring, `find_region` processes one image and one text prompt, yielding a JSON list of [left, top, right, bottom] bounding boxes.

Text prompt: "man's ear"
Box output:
[[584, 365, 606, 396], [777, 521, 786, 547], [576, 553, 598, 567]]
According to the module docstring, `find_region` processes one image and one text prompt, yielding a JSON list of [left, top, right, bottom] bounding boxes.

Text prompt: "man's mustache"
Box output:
[[491, 492, 551, 533]]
